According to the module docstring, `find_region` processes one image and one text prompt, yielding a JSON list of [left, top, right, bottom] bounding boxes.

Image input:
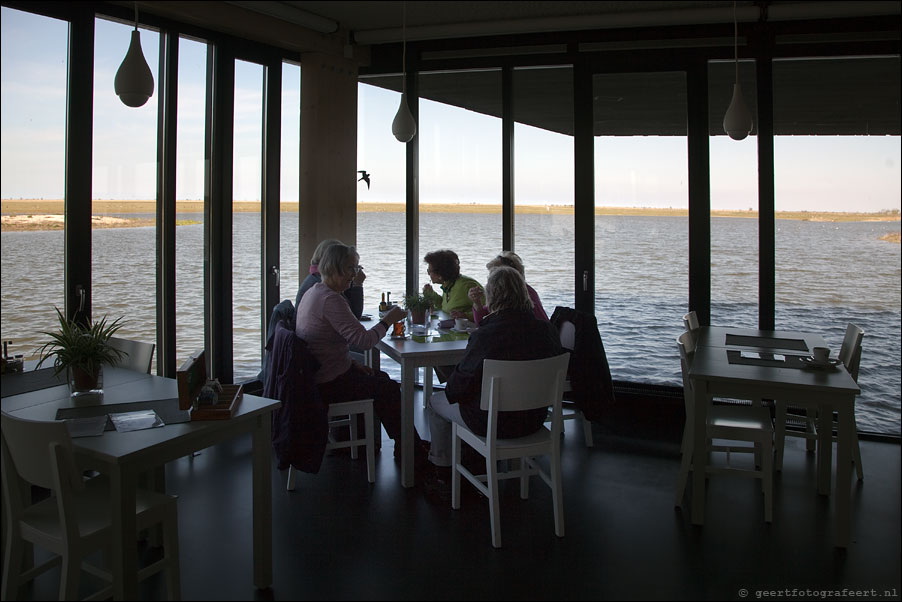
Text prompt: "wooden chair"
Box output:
[[1, 412, 180, 600], [108, 337, 155, 374], [674, 332, 774, 522], [774, 323, 865, 479], [452, 353, 570, 548]]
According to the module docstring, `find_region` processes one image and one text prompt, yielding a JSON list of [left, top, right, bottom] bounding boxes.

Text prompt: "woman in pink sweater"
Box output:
[[295, 243, 428, 464], [468, 251, 549, 326]]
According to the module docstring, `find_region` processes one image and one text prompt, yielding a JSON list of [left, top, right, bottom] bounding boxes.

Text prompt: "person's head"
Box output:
[[485, 251, 525, 277], [310, 238, 344, 266], [318, 243, 360, 292], [485, 266, 533, 313], [424, 249, 460, 284]]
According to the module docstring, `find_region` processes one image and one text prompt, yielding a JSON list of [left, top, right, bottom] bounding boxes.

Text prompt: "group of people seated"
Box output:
[[292, 239, 559, 501]]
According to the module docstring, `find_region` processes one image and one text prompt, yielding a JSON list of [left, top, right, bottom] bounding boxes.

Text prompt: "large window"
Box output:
[[232, 59, 264, 381], [593, 71, 688, 385], [708, 59, 759, 327], [91, 17, 159, 369], [418, 70, 503, 288], [357, 79, 406, 310], [280, 61, 301, 305], [0, 7, 68, 360], [175, 37, 208, 369], [773, 56, 901, 435], [513, 66, 575, 314]]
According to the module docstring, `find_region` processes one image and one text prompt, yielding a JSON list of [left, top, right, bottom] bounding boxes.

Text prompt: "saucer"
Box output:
[[451, 327, 475, 334], [389, 334, 409, 341]]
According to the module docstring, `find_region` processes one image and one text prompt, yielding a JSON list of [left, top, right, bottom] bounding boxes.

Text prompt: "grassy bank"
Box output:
[[2, 200, 899, 232]]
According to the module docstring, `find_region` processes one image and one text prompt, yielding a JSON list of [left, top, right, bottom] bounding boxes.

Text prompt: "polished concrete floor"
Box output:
[[11, 391, 902, 601]]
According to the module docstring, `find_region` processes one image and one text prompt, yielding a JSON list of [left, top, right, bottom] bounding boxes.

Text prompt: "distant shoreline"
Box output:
[[2, 199, 900, 232]]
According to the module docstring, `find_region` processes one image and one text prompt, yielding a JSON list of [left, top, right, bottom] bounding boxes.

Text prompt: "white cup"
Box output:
[[812, 346, 830, 363], [454, 318, 469, 330]]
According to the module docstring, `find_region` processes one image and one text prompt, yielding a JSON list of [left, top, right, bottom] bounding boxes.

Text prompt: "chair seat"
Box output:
[[709, 405, 773, 433]]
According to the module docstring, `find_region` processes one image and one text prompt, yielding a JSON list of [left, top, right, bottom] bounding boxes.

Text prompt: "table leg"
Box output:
[[816, 402, 833, 496], [110, 466, 138, 600], [690, 382, 707, 526], [252, 413, 273, 588], [834, 399, 853, 547], [424, 367, 433, 406], [400, 360, 415, 488]]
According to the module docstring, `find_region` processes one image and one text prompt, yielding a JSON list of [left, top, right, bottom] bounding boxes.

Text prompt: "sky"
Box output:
[[2, 7, 900, 213]]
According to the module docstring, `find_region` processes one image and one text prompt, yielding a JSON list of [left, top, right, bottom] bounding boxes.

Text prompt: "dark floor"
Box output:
[[13, 390, 902, 601]]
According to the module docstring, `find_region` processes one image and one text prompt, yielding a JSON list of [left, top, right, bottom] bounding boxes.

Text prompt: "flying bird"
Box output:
[[357, 170, 371, 189]]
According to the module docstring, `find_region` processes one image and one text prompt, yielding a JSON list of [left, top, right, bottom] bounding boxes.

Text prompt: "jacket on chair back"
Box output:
[[265, 322, 328, 473], [549, 306, 616, 422]]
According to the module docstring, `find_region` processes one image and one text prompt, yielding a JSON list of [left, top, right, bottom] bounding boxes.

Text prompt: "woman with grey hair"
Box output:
[[295, 243, 429, 465], [423, 266, 562, 502], [468, 251, 548, 326], [296, 238, 366, 318]]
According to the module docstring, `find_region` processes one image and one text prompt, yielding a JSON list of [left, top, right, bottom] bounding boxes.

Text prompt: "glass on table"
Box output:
[[392, 321, 405, 337]]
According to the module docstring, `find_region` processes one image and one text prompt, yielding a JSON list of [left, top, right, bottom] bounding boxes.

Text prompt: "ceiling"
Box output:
[[122, 1, 900, 136]]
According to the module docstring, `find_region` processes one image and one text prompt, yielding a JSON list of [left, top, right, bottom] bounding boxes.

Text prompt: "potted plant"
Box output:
[[403, 292, 432, 326], [37, 308, 126, 392]]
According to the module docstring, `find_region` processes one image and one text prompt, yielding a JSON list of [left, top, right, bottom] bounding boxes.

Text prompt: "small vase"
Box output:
[[71, 365, 103, 398]]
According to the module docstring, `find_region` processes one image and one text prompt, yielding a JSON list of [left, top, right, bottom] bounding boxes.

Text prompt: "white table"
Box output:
[[371, 333, 469, 488], [1, 367, 280, 599], [688, 327, 860, 547]]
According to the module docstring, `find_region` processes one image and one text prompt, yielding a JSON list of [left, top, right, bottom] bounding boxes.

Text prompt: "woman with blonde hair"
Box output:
[[468, 251, 548, 326], [296, 238, 366, 318]]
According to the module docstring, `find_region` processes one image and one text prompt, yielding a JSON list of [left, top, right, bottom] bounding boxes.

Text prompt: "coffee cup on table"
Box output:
[[812, 346, 830, 364], [454, 318, 469, 331]]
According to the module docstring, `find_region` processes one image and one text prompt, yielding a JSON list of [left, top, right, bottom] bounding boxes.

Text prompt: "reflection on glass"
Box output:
[[593, 71, 687, 386], [773, 56, 901, 435], [92, 17, 159, 371], [0, 7, 68, 359]]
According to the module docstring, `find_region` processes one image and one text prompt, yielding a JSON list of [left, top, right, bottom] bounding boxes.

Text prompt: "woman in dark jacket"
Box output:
[[425, 266, 562, 487]]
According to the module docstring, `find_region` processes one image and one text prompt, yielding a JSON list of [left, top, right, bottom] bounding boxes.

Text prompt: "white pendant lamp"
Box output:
[[392, 2, 417, 143], [114, 3, 154, 108], [723, 0, 753, 140]]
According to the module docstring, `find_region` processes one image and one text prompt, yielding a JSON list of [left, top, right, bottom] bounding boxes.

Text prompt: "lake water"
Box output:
[[2, 212, 900, 435]]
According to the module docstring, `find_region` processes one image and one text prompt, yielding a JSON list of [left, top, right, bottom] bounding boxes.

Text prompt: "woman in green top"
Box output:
[[422, 249, 482, 321]]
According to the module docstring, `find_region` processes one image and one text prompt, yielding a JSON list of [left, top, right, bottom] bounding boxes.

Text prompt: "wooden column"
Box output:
[[298, 53, 360, 268]]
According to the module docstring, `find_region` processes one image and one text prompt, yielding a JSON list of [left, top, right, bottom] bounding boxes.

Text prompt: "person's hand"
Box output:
[[352, 360, 373, 376], [449, 310, 467, 319], [468, 285, 484, 305], [423, 283, 434, 295], [385, 305, 407, 324], [352, 268, 366, 287]]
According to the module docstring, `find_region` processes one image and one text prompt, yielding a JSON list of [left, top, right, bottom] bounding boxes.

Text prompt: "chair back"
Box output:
[[837, 323, 864, 382], [683, 311, 699, 332], [1, 412, 83, 494], [109, 336, 155, 374], [558, 320, 576, 351], [677, 331, 697, 417], [480, 353, 569, 443]]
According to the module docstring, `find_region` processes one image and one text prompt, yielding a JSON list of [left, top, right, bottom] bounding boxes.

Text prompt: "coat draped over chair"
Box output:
[[549, 306, 616, 422]]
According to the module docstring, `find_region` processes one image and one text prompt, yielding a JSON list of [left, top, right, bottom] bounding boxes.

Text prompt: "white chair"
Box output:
[[683, 311, 700, 332], [108, 337, 155, 374], [1, 412, 180, 601], [286, 398, 376, 488], [549, 320, 594, 447], [674, 332, 774, 523], [774, 323, 865, 480], [451, 353, 570, 548]]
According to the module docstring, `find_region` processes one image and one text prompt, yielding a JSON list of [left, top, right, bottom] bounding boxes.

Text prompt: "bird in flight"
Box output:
[[357, 170, 371, 189]]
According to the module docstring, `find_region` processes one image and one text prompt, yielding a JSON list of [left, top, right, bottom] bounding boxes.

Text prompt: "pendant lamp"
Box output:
[[392, 2, 417, 143], [723, 1, 753, 140], [114, 2, 154, 108]]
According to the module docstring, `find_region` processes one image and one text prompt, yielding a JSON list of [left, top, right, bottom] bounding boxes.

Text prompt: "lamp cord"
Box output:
[[733, 0, 739, 84], [401, 2, 407, 95]]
